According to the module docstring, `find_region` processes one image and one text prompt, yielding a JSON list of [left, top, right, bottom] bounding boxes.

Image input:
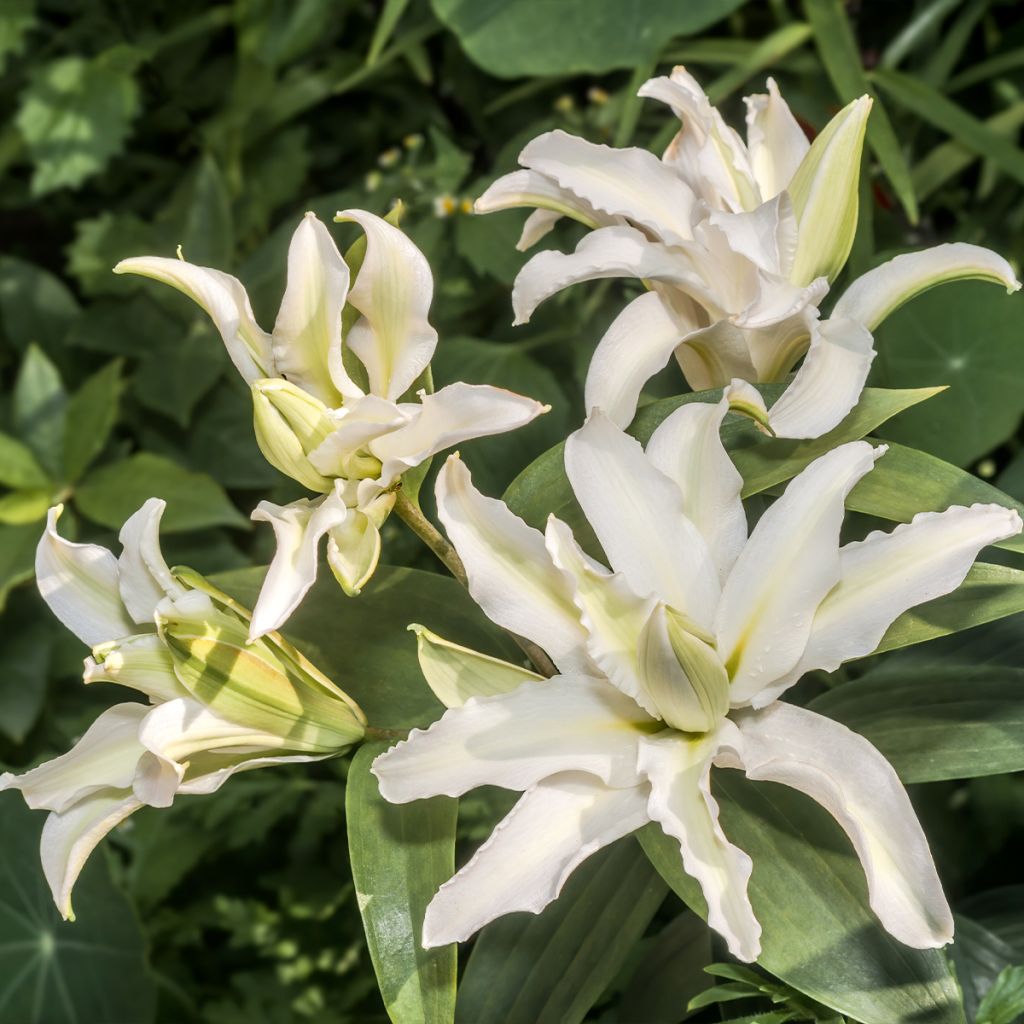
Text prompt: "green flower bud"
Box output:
[[252, 378, 336, 491]]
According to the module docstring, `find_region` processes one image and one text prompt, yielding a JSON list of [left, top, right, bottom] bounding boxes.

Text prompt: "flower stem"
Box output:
[[393, 489, 557, 678]]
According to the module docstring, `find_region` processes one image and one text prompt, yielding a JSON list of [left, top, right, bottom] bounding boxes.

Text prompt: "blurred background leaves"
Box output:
[[3, 0, 1024, 1021]]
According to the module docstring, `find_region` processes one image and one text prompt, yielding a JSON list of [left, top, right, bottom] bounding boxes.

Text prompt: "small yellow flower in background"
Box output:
[[403, 133, 423, 150], [378, 147, 401, 168], [364, 170, 382, 192], [433, 194, 457, 218], [587, 86, 609, 105], [553, 94, 574, 114]]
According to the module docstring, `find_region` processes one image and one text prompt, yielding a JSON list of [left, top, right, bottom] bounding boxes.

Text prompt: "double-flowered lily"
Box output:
[[372, 385, 1022, 959], [476, 68, 1019, 439], [1, 500, 366, 919], [115, 211, 547, 637]]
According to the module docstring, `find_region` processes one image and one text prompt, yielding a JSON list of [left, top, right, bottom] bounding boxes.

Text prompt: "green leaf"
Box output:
[[869, 281, 1024, 467], [705, 22, 813, 106], [66, 213, 161, 297], [0, 522, 38, 610], [0, 0, 33, 73], [62, 358, 123, 483], [977, 965, 1024, 1024], [368, 0, 413, 65], [176, 153, 235, 269], [0, 432, 49, 489], [431, 0, 744, 78], [0, 256, 80, 353], [13, 343, 67, 480], [961, 888, 1024, 961], [75, 453, 247, 533], [0, 488, 50, 525], [16, 47, 142, 195], [503, 385, 941, 533], [847, 443, 1024, 555], [455, 838, 666, 1024], [347, 741, 457, 1024], [638, 775, 964, 1024], [431, 338, 571, 496], [212, 565, 522, 730], [0, 608, 50, 742], [876, 563, 1024, 656], [0, 792, 157, 1023], [873, 68, 1024, 188], [950, 915, 1021, 1024], [802, 0, 918, 222], [808, 665, 1024, 783]]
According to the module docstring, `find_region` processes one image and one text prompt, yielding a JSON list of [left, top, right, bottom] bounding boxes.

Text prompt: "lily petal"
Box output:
[[675, 319, 760, 391], [474, 168, 604, 234], [832, 242, 1021, 331], [369, 382, 549, 488], [435, 456, 592, 675], [518, 208, 564, 251], [36, 505, 135, 646], [512, 226, 703, 326], [645, 383, 757, 582], [722, 702, 954, 949], [564, 412, 720, 631], [84, 633, 188, 702], [716, 441, 883, 705], [519, 129, 697, 245], [113, 257, 273, 382], [273, 212, 356, 404], [744, 77, 809, 200], [759, 503, 1023, 705], [336, 209, 437, 401], [40, 789, 142, 920], [326, 509, 382, 596], [766, 316, 875, 440], [372, 674, 649, 801], [422, 774, 650, 947], [410, 625, 542, 709], [638, 727, 760, 961], [0, 703, 149, 813], [117, 498, 187, 623], [249, 486, 350, 639], [584, 291, 690, 428]]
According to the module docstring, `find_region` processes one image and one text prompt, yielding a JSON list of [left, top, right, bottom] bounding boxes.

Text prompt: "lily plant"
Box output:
[[115, 210, 547, 638], [476, 69, 1018, 438], [372, 387, 1021, 959], [1, 499, 366, 918]]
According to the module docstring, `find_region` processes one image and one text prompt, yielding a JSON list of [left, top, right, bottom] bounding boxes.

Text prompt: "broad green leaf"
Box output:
[[503, 385, 942, 533], [0, 522, 38, 610], [75, 453, 247, 533], [176, 153, 235, 269], [236, 0, 340, 69], [347, 741, 457, 1024], [869, 281, 1024, 467], [16, 47, 141, 194], [802, 0, 918, 222], [847, 443, 1024, 555], [0, 792, 157, 1023], [0, 609, 50, 742], [213, 565, 522, 730], [876, 563, 1024, 655], [431, 0, 743, 78], [950, 915, 1021, 1024], [961, 888, 1024, 959], [0, 488, 50, 525], [13, 343, 66, 480], [66, 213, 161, 297], [873, 68, 1024, 188], [638, 775, 964, 1024], [613, 911, 711, 1024], [0, 256, 80, 352], [62, 358, 123, 483], [432, 338, 571, 496], [809, 665, 1024, 783], [0, 0, 33, 73], [0, 432, 49, 489], [455, 838, 666, 1024], [976, 965, 1024, 1024]]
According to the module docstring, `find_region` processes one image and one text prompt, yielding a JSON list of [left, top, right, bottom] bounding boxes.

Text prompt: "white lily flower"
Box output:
[[476, 71, 1019, 439], [116, 211, 548, 636], [373, 390, 1022, 960], [1, 502, 365, 919]]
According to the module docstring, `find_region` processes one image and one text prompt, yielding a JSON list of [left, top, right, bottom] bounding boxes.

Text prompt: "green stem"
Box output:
[[393, 489, 558, 678]]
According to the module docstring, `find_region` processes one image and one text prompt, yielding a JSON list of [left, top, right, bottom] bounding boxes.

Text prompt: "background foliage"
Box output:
[[3, 1, 1024, 1021]]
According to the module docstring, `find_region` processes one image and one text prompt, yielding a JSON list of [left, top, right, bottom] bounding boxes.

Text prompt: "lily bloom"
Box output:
[[1, 500, 365, 919], [116, 211, 547, 637], [476, 70, 1018, 439], [373, 387, 1021, 959]]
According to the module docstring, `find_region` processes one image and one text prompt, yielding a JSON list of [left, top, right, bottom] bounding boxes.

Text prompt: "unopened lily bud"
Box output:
[[252, 378, 336, 491], [157, 604, 366, 753], [787, 95, 872, 286]]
